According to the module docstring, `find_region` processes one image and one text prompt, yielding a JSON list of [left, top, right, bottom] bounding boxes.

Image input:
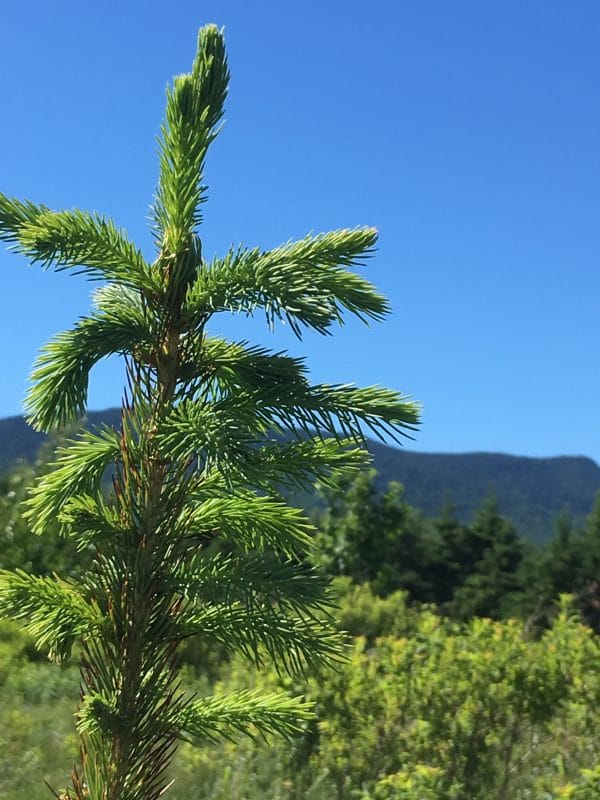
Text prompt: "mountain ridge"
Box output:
[[0, 408, 598, 543], [367, 441, 600, 542]]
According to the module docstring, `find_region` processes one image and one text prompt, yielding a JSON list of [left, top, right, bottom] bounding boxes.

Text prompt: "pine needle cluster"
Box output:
[[0, 26, 419, 800]]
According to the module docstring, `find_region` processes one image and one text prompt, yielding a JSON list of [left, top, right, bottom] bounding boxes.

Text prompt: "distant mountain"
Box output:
[[367, 442, 600, 543], [0, 409, 598, 543], [0, 409, 122, 467]]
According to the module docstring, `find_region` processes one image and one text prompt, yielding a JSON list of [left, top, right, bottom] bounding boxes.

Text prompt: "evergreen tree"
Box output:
[[578, 493, 600, 582], [0, 27, 419, 800], [449, 496, 525, 619], [537, 510, 584, 601], [575, 494, 600, 630], [429, 501, 481, 607], [315, 470, 434, 600]]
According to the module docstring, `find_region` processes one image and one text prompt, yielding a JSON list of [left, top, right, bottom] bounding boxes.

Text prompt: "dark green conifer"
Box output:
[[450, 496, 525, 619], [315, 470, 433, 600]]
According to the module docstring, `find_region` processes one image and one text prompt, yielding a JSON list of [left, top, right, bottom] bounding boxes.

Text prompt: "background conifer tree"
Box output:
[[314, 470, 434, 601], [448, 496, 525, 619], [0, 26, 419, 800]]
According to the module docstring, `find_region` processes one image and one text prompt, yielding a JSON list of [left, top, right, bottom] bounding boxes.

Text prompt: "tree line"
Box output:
[[313, 468, 600, 628], [3, 459, 600, 633]]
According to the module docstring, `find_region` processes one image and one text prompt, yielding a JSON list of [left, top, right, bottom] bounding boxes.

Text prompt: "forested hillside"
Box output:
[[0, 409, 122, 466], [368, 443, 600, 543]]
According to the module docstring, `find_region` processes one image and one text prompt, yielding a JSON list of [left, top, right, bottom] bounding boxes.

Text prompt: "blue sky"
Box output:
[[1, 1, 599, 461]]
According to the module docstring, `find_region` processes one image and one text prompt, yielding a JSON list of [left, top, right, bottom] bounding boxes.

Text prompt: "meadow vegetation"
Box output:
[[2, 463, 600, 799]]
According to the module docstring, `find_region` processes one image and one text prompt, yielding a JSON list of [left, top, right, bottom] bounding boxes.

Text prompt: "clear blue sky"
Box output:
[[1, 1, 599, 461]]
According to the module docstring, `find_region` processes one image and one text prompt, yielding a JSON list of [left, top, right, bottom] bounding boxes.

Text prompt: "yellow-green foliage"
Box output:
[[4, 585, 600, 799], [0, 622, 79, 799], [363, 766, 453, 800], [171, 586, 600, 800], [554, 766, 600, 799]]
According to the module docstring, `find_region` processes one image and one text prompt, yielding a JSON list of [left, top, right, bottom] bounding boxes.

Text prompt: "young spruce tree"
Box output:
[[0, 26, 419, 800]]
